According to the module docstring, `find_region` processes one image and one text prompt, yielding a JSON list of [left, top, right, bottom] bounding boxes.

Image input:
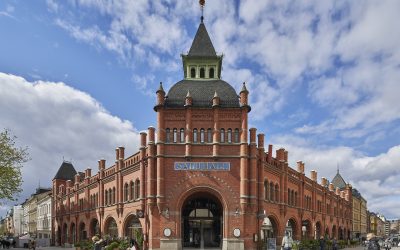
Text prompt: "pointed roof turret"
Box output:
[[331, 169, 347, 190], [213, 91, 219, 98], [240, 82, 248, 93], [186, 90, 191, 98], [157, 82, 165, 94], [188, 23, 217, 57], [53, 161, 77, 181]]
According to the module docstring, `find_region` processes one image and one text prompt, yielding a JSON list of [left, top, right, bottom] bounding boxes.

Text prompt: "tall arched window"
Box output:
[[135, 179, 140, 200], [227, 129, 232, 143], [209, 67, 215, 78], [190, 67, 196, 78], [275, 184, 279, 203], [264, 180, 268, 200], [130, 181, 134, 201], [173, 128, 177, 143], [200, 129, 205, 143], [200, 67, 205, 78], [112, 187, 116, 204], [124, 183, 129, 201], [166, 128, 170, 143], [180, 128, 185, 143], [193, 129, 198, 143], [291, 190, 295, 205], [288, 189, 291, 205], [234, 128, 239, 143], [294, 192, 298, 206], [220, 129, 225, 143], [270, 182, 274, 202], [207, 128, 212, 143], [108, 189, 112, 205], [105, 190, 108, 205]]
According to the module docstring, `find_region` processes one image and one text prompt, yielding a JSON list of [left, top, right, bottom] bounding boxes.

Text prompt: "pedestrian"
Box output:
[[281, 232, 293, 250], [31, 239, 36, 250], [319, 236, 326, 250], [332, 237, 338, 250]]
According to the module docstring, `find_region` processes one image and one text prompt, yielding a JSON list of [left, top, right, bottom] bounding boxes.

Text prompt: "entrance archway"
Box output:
[[261, 216, 279, 244], [105, 217, 118, 238], [285, 218, 297, 240], [315, 222, 322, 239], [79, 222, 86, 241], [70, 223, 76, 244], [90, 219, 100, 237], [182, 192, 222, 249], [124, 215, 143, 246]]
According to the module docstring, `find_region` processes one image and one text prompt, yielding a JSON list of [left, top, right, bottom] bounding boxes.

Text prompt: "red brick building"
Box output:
[[52, 18, 352, 250]]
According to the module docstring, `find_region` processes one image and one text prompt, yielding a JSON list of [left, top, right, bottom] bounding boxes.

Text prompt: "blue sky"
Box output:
[[0, 1, 400, 219]]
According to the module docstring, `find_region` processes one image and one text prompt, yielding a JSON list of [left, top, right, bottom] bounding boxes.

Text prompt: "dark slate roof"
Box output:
[[188, 23, 217, 57], [53, 161, 77, 180], [165, 79, 240, 108], [331, 170, 347, 190]]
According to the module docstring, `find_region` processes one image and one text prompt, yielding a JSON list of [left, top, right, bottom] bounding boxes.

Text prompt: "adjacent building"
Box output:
[[13, 205, 24, 236], [52, 16, 352, 250], [331, 169, 368, 240], [37, 191, 52, 246]]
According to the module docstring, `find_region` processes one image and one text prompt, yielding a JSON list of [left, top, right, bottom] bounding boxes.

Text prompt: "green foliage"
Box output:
[[0, 129, 29, 201], [134, 229, 143, 248], [105, 241, 119, 250], [118, 239, 130, 250], [79, 240, 94, 250], [74, 241, 81, 248]]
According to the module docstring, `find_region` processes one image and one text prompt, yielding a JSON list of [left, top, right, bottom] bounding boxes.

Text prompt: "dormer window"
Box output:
[[200, 67, 205, 78], [190, 67, 196, 78], [209, 67, 215, 78]]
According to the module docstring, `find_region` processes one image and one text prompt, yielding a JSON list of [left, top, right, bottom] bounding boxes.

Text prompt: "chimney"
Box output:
[[249, 128, 257, 144], [321, 177, 328, 187], [345, 194, 349, 201], [329, 183, 334, 192], [115, 147, 119, 161], [148, 126, 155, 144], [276, 148, 285, 161], [140, 132, 147, 148], [156, 82, 165, 106], [85, 168, 92, 178], [336, 187, 340, 196], [310, 170, 317, 182], [297, 161, 304, 174], [268, 144, 273, 162], [340, 191, 345, 199], [118, 146, 125, 160], [74, 174, 80, 184], [284, 150, 288, 162], [257, 133, 265, 149]]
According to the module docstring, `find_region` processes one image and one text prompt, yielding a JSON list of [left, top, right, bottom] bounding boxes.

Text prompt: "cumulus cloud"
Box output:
[[0, 72, 140, 207], [271, 134, 400, 218]]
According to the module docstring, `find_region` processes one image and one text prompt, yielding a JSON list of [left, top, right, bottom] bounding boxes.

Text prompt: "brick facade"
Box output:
[[52, 20, 352, 250]]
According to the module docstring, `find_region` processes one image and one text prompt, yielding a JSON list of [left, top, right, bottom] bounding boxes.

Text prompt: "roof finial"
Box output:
[[337, 163, 339, 174], [199, 0, 205, 23]]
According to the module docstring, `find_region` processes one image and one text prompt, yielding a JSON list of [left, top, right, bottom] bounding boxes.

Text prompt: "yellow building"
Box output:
[[352, 189, 367, 239]]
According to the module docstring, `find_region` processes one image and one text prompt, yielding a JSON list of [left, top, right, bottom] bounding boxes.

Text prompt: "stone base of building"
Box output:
[[222, 238, 244, 250], [159, 238, 182, 250]]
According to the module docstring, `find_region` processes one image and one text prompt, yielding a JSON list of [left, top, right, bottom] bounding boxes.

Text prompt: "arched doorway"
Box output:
[[301, 220, 312, 240], [325, 227, 330, 238], [90, 219, 100, 237], [315, 222, 322, 239], [79, 222, 87, 241], [62, 224, 68, 244], [70, 223, 76, 244], [332, 225, 337, 239], [285, 219, 297, 239], [261, 216, 279, 244], [57, 226, 62, 246], [182, 193, 222, 249], [105, 217, 118, 238], [124, 215, 143, 247]]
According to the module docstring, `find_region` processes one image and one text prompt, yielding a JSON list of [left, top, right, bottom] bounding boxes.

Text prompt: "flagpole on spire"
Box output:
[[199, 0, 205, 23]]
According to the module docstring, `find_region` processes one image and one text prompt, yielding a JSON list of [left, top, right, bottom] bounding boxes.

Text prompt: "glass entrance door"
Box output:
[[182, 195, 222, 249]]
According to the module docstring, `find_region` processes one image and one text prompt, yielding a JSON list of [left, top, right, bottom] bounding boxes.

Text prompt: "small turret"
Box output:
[[240, 82, 249, 106], [155, 82, 165, 110], [185, 90, 193, 107], [212, 91, 220, 107]]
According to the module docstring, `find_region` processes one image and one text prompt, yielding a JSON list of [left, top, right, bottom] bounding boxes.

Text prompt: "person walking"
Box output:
[[281, 232, 293, 250], [319, 236, 326, 250], [332, 238, 338, 250]]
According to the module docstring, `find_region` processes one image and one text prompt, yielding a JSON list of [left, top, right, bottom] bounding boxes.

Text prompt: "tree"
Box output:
[[0, 129, 29, 201]]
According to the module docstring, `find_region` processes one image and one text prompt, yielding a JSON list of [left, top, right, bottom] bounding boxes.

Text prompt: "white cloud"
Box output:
[[0, 72, 140, 205]]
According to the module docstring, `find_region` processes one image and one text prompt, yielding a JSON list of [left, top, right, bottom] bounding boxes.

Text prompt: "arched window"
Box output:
[[124, 183, 129, 201], [173, 128, 177, 143], [209, 67, 215, 78], [130, 181, 134, 201], [294, 192, 298, 206], [135, 179, 140, 200], [288, 189, 291, 205], [291, 190, 295, 205], [105, 190, 108, 205], [200, 128, 205, 143], [220, 129, 225, 143], [112, 187, 116, 204], [227, 129, 232, 143], [108, 189, 112, 205], [190, 67, 196, 78], [270, 182, 274, 202], [207, 128, 212, 143], [180, 128, 185, 143], [166, 128, 170, 143], [275, 184, 279, 203], [264, 180, 268, 200], [95, 193, 98, 207], [234, 128, 239, 143], [193, 129, 198, 143], [200, 67, 205, 78]]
